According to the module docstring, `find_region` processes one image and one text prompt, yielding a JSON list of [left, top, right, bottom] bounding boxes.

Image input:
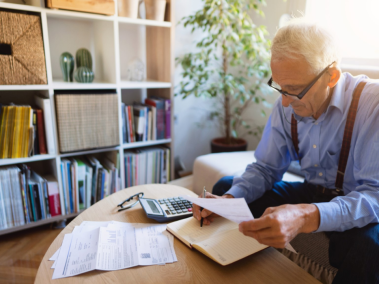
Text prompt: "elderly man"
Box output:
[[193, 17, 379, 283]]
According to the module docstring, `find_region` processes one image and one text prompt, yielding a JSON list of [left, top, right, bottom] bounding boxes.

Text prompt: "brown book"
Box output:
[[35, 109, 47, 155], [166, 217, 268, 266]]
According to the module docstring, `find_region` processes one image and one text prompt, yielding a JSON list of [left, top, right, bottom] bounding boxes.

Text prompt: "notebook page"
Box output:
[[193, 228, 268, 265], [167, 217, 237, 245]]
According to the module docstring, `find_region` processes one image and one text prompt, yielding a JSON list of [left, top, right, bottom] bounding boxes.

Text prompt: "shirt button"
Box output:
[[319, 172, 323, 177], [314, 164, 318, 167], [313, 145, 317, 149], [315, 122, 318, 125]]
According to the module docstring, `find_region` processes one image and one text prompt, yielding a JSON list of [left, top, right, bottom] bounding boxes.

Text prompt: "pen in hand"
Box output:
[[200, 186, 206, 227]]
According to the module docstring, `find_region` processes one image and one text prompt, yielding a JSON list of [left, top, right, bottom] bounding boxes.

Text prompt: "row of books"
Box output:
[[121, 97, 171, 143], [0, 165, 60, 229], [124, 146, 170, 187], [59, 154, 121, 215], [0, 96, 55, 159]]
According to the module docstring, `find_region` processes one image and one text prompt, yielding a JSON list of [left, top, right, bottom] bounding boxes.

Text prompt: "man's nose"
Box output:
[[281, 94, 294, 107]]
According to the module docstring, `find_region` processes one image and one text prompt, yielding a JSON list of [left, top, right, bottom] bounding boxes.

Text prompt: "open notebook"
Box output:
[[166, 217, 268, 265]]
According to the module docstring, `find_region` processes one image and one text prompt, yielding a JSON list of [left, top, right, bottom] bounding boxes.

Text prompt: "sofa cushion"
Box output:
[[192, 151, 304, 195]]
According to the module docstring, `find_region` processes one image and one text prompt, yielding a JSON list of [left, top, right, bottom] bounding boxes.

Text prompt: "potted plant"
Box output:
[[176, 0, 271, 153]]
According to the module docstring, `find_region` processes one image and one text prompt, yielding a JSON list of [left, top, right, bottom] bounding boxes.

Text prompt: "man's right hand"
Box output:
[[192, 192, 234, 225]]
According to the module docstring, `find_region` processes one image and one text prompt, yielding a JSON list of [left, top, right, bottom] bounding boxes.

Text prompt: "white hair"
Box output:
[[271, 17, 341, 74]]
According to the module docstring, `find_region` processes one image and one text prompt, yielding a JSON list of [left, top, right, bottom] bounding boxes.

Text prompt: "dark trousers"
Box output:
[[213, 176, 379, 284]]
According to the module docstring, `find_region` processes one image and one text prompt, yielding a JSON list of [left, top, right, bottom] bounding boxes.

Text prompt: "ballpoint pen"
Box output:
[[200, 186, 206, 227]]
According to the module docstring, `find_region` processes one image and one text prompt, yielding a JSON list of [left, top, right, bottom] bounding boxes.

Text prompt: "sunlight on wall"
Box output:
[[306, 0, 379, 62]]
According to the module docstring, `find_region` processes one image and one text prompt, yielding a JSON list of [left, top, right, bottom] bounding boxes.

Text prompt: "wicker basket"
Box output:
[[55, 92, 119, 153], [0, 10, 47, 85]]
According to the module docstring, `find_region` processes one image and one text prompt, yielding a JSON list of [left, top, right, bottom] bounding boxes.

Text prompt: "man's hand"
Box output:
[[192, 192, 234, 225], [239, 204, 320, 248]]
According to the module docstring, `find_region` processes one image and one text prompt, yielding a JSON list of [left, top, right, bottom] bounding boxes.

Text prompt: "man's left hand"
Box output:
[[239, 204, 320, 248]]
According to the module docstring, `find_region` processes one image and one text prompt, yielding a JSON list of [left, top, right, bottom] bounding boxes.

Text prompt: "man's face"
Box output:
[[270, 57, 331, 118]]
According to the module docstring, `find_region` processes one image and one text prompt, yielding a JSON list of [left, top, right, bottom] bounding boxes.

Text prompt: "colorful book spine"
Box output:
[[165, 100, 171, 139], [36, 109, 47, 155], [47, 181, 61, 217]]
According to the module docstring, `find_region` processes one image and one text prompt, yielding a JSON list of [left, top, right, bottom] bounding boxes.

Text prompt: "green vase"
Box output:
[[59, 52, 74, 82], [76, 48, 93, 70], [74, 66, 94, 83]]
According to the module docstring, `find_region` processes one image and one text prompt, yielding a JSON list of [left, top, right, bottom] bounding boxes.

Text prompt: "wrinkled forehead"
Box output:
[[270, 56, 315, 85]]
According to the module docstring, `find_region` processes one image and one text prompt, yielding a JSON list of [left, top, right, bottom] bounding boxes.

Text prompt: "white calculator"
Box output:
[[139, 196, 193, 222]]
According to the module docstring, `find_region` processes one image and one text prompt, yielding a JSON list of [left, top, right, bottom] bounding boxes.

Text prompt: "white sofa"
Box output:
[[192, 151, 303, 195]]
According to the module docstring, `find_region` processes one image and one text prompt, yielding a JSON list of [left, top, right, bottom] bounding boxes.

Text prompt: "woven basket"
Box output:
[[55, 93, 119, 153], [0, 10, 47, 85]]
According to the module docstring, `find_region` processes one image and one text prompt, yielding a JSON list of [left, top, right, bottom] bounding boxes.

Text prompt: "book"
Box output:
[[145, 97, 165, 140], [32, 109, 39, 156], [166, 217, 268, 266], [35, 109, 47, 155], [45, 176, 61, 217], [165, 100, 171, 139], [121, 102, 127, 143], [35, 95, 55, 154], [133, 106, 146, 142]]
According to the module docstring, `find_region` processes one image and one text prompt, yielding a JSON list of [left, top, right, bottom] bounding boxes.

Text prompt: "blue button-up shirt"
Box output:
[[226, 72, 379, 232]]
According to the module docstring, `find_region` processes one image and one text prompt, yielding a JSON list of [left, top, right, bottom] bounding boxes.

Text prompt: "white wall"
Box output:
[[174, 0, 222, 172], [174, 0, 305, 172]]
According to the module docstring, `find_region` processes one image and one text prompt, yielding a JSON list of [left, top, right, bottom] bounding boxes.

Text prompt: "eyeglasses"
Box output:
[[267, 62, 335, 100], [117, 192, 144, 212]]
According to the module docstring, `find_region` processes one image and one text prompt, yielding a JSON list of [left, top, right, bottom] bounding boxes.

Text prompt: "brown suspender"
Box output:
[[291, 80, 368, 190]]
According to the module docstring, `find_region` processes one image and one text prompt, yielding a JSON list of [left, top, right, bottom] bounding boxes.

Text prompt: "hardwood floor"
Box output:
[[0, 176, 194, 284]]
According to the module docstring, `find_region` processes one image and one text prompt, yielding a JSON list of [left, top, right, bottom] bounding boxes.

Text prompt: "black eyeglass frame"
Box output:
[[117, 192, 144, 212], [267, 62, 335, 100]]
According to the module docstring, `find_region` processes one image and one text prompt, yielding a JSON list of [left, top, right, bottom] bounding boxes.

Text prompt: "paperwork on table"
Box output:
[[182, 196, 297, 254], [49, 221, 177, 279]]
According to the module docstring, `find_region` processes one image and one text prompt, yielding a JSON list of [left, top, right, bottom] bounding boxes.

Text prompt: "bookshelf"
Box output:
[[0, 0, 175, 235]]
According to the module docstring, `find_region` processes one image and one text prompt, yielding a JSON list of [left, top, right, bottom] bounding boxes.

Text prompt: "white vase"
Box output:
[[118, 0, 140, 18], [144, 0, 166, 22]]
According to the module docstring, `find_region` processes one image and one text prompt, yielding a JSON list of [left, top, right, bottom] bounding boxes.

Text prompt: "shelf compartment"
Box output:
[[120, 80, 171, 89], [52, 80, 117, 90], [47, 15, 117, 85], [122, 139, 171, 149]]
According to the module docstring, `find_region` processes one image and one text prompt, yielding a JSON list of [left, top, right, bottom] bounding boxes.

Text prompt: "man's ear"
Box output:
[[327, 67, 341, 88]]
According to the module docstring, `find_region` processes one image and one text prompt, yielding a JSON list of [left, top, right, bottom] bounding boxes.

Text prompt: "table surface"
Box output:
[[35, 184, 320, 284]]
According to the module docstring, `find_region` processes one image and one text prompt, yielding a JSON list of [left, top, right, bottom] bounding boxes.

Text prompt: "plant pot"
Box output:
[[144, 0, 166, 21], [118, 0, 140, 18], [211, 137, 248, 153]]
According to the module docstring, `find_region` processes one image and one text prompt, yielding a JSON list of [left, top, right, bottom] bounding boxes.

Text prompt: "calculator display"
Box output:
[[147, 200, 159, 214]]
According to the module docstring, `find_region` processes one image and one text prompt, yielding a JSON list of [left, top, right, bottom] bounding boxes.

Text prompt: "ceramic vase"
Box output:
[[144, 0, 166, 21], [75, 66, 94, 83], [76, 48, 93, 70], [118, 0, 140, 18], [59, 52, 74, 82]]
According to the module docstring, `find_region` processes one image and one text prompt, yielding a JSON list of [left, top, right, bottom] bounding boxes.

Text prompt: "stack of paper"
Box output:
[[49, 221, 177, 279]]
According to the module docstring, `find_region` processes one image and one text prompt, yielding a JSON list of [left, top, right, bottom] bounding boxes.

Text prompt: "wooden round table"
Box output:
[[35, 184, 320, 284]]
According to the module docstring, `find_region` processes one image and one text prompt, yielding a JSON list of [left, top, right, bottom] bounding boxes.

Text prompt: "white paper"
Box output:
[[52, 228, 99, 279], [134, 224, 175, 265], [95, 224, 138, 270], [51, 221, 177, 279], [182, 196, 254, 223], [183, 196, 297, 253]]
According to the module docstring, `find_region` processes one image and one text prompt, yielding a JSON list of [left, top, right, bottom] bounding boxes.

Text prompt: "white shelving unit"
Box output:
[[0, 0, 175, 235]]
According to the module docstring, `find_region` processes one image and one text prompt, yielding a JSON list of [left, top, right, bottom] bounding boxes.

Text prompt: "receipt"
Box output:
[[182, 196, 254, 223]]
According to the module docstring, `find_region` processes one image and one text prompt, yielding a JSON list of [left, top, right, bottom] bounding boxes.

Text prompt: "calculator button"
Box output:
[[188, 208, 192, 212], [159, 200, 164, 204], [177, 210, 182, 213], [165, 210, 171, 215], [173, 197, 180, 201], [168, 198, 174, 202], [171, 211, 176, 215], [178, 197, 184, 200]]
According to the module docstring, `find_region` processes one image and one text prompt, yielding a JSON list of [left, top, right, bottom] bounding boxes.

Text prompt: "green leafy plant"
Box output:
[[176, 0, 271, 145]]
